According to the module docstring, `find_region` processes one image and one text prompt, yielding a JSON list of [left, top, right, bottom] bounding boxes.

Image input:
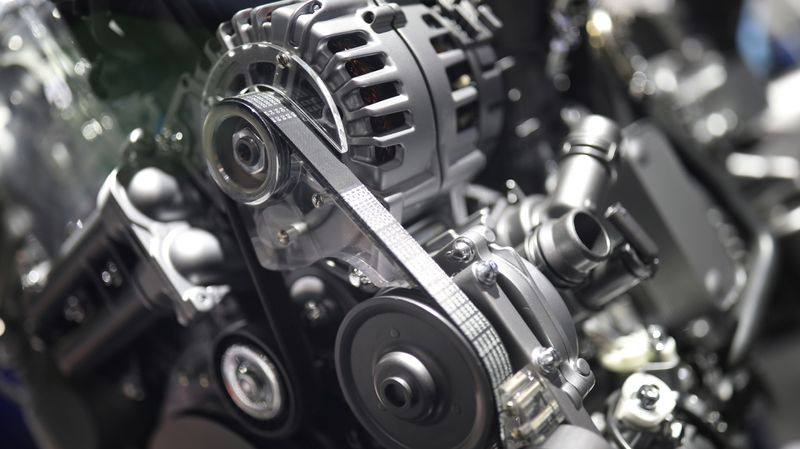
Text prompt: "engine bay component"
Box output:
[[203, 87, 517, 440], [220, 343, 284, 421], [613, 373, 678, 430], [523, 209, 612, 288], [546, 115, 621, 217], [336, 294, 496, 449], [0, 0, 796, 449], [203, 0, 503, 207]]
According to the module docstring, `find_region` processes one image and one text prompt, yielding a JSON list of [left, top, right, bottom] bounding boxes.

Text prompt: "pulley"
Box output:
[[335, 294, 496, 449]]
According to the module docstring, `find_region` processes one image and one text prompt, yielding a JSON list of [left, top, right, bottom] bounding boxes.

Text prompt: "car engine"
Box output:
[[0, 0, 798, 448]]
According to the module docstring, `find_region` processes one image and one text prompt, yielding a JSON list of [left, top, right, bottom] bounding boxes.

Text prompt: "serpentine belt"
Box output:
[[227, 90, 513, 429]]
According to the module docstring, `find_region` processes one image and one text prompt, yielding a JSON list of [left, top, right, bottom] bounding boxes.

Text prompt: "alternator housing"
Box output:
[[204, 0, 504, 212]]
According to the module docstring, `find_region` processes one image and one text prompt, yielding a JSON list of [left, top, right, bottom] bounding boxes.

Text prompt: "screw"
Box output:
[[473, 260, 498, 286], [303, 300, 327, 324], [447, 237, 475, 263], [311, 2, 321, 12], [199, 375, 210, 389], [277, 230, 290, 245], [348, 268, 373, 288], [276, 224, 305, 246], [535, 347, 561, 375], [22, 269, 44, 291], [122, 381, 144, 401], [648, 325, 669, 352], [178, 374, 190, 387], [637, 384, 660, 410], [277, 52, 291, 68], [311, 193, 325, 208], [101, 261, 122, 287]]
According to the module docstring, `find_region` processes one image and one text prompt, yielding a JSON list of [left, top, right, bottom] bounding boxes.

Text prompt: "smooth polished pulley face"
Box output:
[[220, 344, 284, 421], [335, 295, 495, 449], [212, 329, 300, 439], [203, 98, 291, 206]]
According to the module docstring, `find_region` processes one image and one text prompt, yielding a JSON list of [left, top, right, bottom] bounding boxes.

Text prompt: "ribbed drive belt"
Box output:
[[235, 90, 513, 419]]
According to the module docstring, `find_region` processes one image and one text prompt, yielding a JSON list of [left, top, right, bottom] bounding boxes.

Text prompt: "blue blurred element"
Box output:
[[737, 1, 774, 77], [737, 0, 800, 78], [0, 371, 37, 449]]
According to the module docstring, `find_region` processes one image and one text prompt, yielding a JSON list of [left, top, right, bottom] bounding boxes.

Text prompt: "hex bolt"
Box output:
[[448, 237, 476, 263], [277, 52, 291, 68], [535, 347, 561, 375], [637, 384, 660, 410], [473, 260, 498, 286]]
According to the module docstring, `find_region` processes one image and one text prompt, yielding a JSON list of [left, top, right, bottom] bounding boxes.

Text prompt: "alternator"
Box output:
[[203, 0, 503, 209], [202, 0, 505, 275]]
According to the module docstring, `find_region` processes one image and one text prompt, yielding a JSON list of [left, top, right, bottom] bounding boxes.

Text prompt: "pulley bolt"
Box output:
[[473, 260, 498, 286], [236, 363, 262, 399], [448, 237, 476, 263], [637, 384, 660, 410], [535, 347, 561, 375]]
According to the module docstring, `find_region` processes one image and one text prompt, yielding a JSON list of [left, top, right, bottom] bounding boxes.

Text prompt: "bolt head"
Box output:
[[100, 262, 122, 287], [448, 237, 475, 263], [277, 52, 291, 68], [277, 229, 291, 245], [637, 384, 660, 410], [312, 193, 325, 208], [303, 300, 327, 324], [575, 358, 591, 376], [473, 260, 498, 286], [535, 347, 561, 374]]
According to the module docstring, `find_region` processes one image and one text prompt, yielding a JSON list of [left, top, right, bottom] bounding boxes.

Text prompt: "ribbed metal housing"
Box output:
[[205, 0, 503, 210]]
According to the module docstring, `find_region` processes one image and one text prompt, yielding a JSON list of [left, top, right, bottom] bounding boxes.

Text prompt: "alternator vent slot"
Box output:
[[359, 82, 399, 105], [373, 144, 400, 165], [446, 61, 473, 91], [345, 55, 384, 77], [456, 101, 478, 132], [422, 13, 443, 29], [430, 34, 457, 54], [327, 33, 368, 53], [354, 144, 402, 166], [370, 111, 408, 135]]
